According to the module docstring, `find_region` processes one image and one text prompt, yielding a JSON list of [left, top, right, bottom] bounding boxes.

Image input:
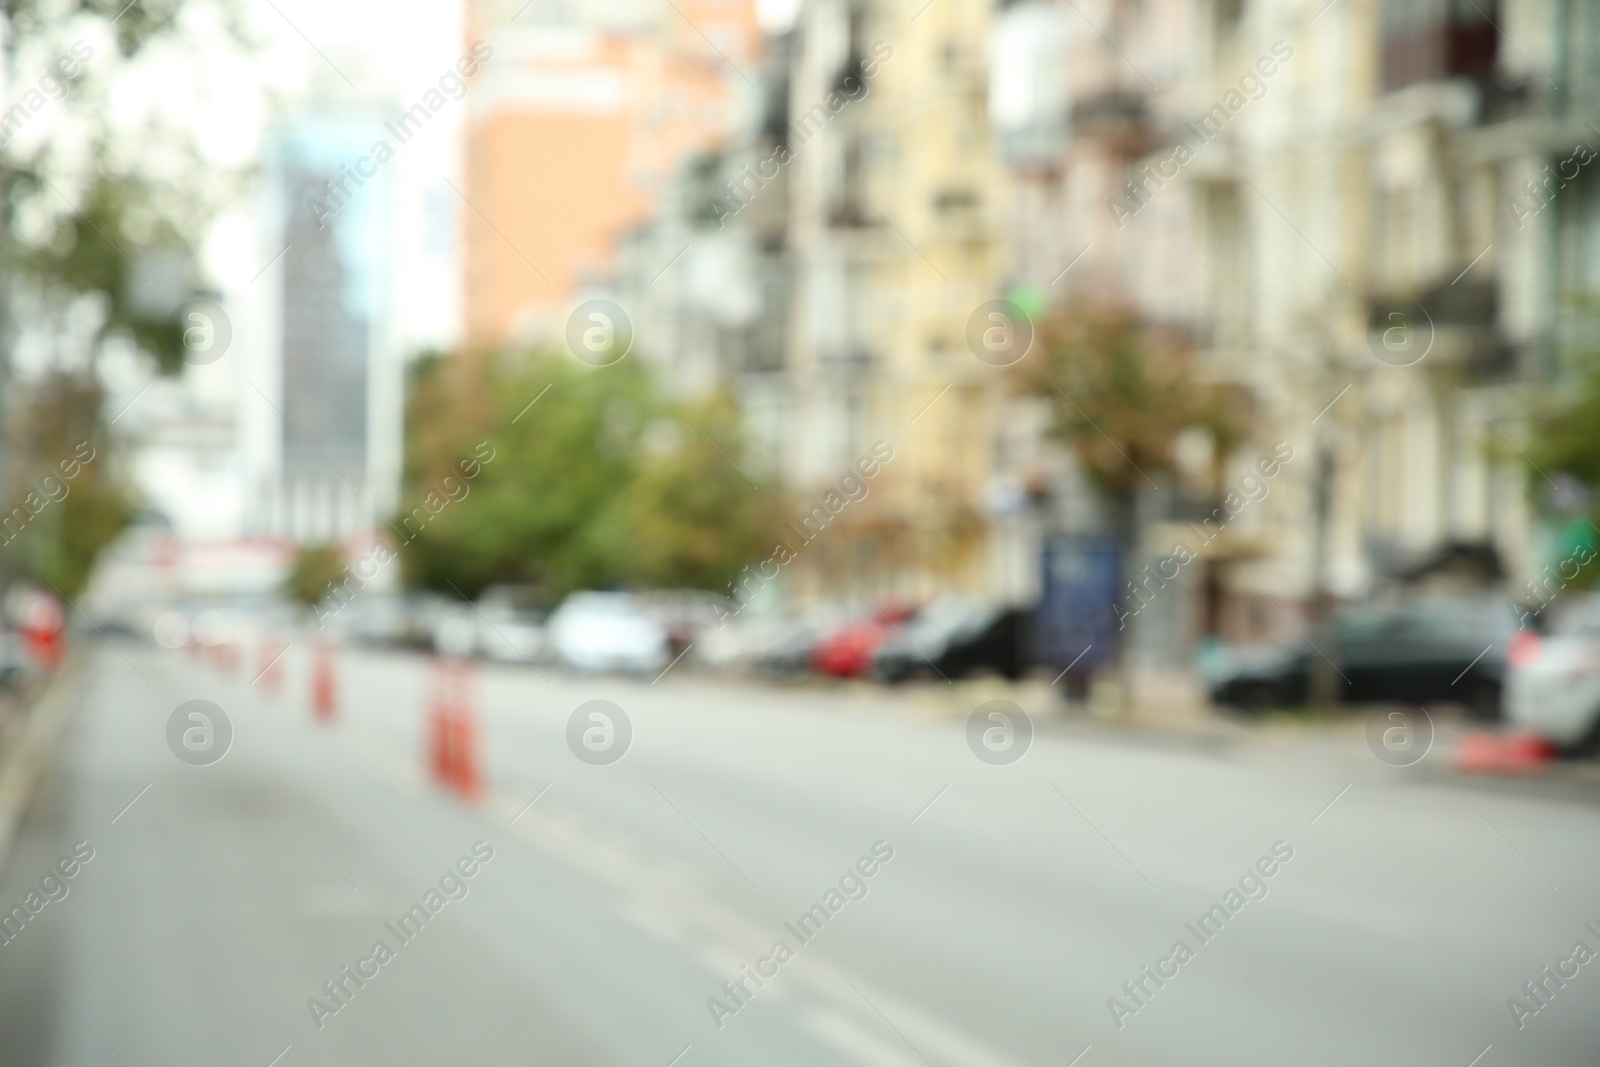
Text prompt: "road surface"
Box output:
[[1, 639, 1596, 1066]]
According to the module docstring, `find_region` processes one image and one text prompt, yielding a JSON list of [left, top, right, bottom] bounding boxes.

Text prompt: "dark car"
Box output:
[[871, 597, 1031, 683], [0, 630, 26, 690], [1208, 598, 1521, 719]]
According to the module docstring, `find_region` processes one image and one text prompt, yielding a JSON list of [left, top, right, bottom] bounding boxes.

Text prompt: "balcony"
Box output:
[[1381, 1, 1498, 94], [1068, 89, 1151, 148], [1366, 278, 1515, 378]]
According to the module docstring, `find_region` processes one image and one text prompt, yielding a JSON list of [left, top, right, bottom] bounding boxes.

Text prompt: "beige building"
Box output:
[[993, 0, 1597, 660], [461, 0, 761, 350], [781, 0, 1023, 606]]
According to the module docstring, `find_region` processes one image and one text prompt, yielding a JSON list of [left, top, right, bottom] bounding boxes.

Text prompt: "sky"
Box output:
[[80, 0, 798, 544]]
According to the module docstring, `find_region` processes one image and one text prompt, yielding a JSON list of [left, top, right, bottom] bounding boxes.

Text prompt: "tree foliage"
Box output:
[[394, 351, 781, 599], [1528, 363, 1600, 493], [284, 544, 346, 609], [1, 0, 246, 594], [1020, 302, 1249, 511], [2, 373, 132, 597], [1526, 360, 1600, 585]]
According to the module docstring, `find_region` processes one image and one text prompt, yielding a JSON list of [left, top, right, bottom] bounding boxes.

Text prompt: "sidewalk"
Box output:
[[0, 654, 83, 878]]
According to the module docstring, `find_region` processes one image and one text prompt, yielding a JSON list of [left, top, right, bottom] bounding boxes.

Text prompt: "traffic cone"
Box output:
[[427, 658, 480, 800], [452, 661, 481, 800], [311, 643, 337, 723], [1455, 730, 1555, 774]]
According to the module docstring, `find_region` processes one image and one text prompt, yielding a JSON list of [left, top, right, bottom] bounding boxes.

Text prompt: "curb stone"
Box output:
[[0, 653, 84, 880]]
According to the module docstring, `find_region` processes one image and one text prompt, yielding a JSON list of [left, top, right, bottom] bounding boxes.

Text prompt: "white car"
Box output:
[[431, 604, 479, 658], [474, 586, 547, 665], [547, 592, 669, 675], [1505, 595, 1600, 754]]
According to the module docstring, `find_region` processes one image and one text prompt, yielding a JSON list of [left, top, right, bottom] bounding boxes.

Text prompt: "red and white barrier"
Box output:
[[427, 657, 481, 800]]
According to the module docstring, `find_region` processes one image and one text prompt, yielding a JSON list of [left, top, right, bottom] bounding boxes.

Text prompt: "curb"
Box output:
[[0, 653, 84, 881]]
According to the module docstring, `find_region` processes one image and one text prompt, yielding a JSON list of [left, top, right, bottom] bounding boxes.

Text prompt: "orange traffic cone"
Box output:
[[427, 658, 480, 800], [312, 643, 337, 723], [452, 665, 482, 800]]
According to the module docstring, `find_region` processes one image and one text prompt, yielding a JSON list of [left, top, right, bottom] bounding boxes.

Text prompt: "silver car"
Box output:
[[1505, 594, 1600, 755]]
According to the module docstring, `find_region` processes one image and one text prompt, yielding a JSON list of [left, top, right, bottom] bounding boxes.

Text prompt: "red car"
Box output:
[[812, 606, 912, 678]]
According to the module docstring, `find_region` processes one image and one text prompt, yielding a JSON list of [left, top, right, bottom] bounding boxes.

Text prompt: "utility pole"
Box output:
[[1307, 445, 1339, 709]]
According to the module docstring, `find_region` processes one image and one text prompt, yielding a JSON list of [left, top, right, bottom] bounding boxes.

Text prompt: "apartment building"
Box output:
[[461, 0, 762, 350], [615, 29, 793, 474], [994, 0, 1594, 662], [780, 0, 1020, 605]]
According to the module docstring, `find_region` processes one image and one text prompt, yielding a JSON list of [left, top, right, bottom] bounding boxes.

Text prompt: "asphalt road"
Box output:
[[1, 640, 1597, 1067]]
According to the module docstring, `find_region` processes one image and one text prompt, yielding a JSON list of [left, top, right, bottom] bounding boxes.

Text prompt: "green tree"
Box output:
[[591, 390, 781, 590], [1017, 303, 1251, 698], [1, 0, 246, 595], [394, 349, 779, 599], [1021, 302, 1248, 534], [1526, 361, 1600, 588], [3, 374, 132, 597], [1528, 363, 1600, 489], [284, 545, 347, 610]]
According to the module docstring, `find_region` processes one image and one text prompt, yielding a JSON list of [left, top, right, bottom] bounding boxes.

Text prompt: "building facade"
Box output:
[[247, 109, 404, 545], [461, 0, 762, 351], [993, 0, 1597, 666], [779, 0, 1022, 607]]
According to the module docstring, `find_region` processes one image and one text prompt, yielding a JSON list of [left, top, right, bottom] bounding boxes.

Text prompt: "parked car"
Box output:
[[1505, 594, 1600, 754], [750, 607, 847, 679], [0, 630, 28, 690], [392, 593, 460, 650], [640, 590, 729, 663], [431, 603, 479, 658], [812, 604, 913, 679], [1208, 598, 1521, 718], [547, 592, 669, 674], [474, 585, 547, 664], [344, 593, 412, 648], [872, 597, 1032, 683]]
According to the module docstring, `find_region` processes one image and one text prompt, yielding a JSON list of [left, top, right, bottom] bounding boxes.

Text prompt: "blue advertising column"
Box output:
[[1039, 537, 1122, 692]]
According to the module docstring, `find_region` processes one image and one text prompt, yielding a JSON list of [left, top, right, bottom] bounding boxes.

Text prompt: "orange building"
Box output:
[[462, 0, 760, 350]]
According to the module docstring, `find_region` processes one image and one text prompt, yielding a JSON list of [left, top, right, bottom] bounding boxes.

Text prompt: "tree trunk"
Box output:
[[1307, 448, 1340, 709]]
